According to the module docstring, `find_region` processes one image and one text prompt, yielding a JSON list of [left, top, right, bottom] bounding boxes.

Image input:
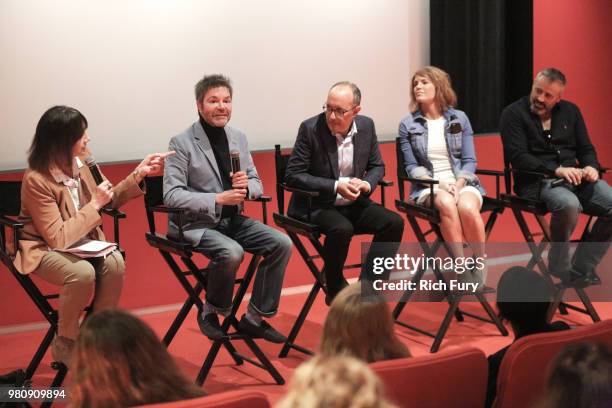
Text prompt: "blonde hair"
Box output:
[[409, 66, 457, 113], [276, 355, 397, 408], [320, 283, 410, 363]]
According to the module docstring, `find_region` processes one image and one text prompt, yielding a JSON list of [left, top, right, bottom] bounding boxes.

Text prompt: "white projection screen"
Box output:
[[0, 0, 429, 170]]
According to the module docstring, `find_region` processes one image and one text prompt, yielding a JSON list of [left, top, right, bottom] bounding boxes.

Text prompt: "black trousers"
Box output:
[[312, 199, 404, 295]]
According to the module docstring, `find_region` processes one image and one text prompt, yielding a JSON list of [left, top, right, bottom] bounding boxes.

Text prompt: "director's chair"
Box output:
[[0, 180, 126, 408], [500, 164, 608, 323], [272, 144, 393, 358], [143, 176, 284, 386], [391, 138, 508, 353]]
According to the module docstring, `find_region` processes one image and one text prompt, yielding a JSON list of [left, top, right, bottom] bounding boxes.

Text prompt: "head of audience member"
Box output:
[[320, 282, 410, 363], [324, 81, 362, 136], [537, 342, 612, 408], [276, 355, 397, 408], [530, 67, 566, 119], [409, 66, 457, 114], [28, 105, 89, 176], [496, 266, 553, 338], [70, 309, 204, 408], [195, 74, 233, 128]]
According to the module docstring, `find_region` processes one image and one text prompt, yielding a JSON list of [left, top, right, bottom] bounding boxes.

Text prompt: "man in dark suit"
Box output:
[[285, 81, 404, 303]]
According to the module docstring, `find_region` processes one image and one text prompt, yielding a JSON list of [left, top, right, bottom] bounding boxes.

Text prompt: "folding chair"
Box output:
[[272, 144, 393, 358], [391, 138, 508, 353], [143, 176, 284, 386], [500, 164, 608, 323], [0, 180, 126, 408]]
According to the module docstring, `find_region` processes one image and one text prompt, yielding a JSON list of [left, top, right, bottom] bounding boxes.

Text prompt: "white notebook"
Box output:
[[55, 239, 117, 258]]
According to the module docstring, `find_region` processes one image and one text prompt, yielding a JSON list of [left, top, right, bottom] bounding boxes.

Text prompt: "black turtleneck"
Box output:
[[200, 117, 237, 218]]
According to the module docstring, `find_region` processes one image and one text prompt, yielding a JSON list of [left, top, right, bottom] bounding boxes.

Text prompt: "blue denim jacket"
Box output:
[[398, 108, 484, 200]]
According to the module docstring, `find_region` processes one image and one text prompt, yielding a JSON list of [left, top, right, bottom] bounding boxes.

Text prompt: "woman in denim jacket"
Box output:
[[399, 66, 487, 285]]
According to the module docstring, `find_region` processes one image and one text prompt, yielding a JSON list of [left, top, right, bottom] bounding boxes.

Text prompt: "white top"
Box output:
[[49, 157, 84, 210], [334, 121, 361, 206], [426, 118, 455, 183]]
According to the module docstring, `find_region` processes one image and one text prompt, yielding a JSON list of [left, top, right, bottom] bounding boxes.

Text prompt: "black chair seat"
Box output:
[[272, 213, 320, 238], [500, 193, 548, 214]]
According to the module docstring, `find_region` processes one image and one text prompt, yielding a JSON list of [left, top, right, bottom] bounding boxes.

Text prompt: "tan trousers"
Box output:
[[33, 250, 125, 339]]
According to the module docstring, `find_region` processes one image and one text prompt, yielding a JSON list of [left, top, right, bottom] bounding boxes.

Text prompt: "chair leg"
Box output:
[[431, 295, 461, 353], [575, 288, 601, 323], [476, 292, 508, 336], [25, 326, 55, 380], [163, 295, 197, 347], [242, 337, 285, 385], [279, 282, 320, 358]]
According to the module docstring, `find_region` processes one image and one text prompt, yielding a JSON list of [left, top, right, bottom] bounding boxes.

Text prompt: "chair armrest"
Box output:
[[100, 207, 126, 219], [401, 177, 439, 210], [247, 196, 272, 225], [280, 184, 319, 222], [100, 208, 127, 250], [476, 169, 504, 199], [148, 205, 186, 215], [248, 195, 272, 202], [378, 180, 394, 187], [476, 169, 504, 176], [376, 179, 393, 207], [0, 215, 23, 258], [282, 185, 320, 198]]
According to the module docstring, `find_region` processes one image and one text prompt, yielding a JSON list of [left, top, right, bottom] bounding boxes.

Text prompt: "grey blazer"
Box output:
[[163, 120, 263, 245]]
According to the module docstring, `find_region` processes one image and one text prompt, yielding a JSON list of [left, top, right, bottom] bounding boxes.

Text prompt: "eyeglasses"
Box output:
[[322, 104, 357, 118]]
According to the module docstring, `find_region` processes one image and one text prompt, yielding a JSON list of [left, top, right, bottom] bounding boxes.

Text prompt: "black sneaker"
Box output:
[[238, 315, 286, 343], [197, 312, 224, 341]]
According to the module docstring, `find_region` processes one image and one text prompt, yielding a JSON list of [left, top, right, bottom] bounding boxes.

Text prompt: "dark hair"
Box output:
[[538, 342, 612, 408], [329, 81, 362, 106], [536, 68, 567, 86], [70, 309, 204, 408], [320, 283, 410, 363], [194, 74, 233, 103], [496, 266, 553, 337], [28, 106, 88, 174]]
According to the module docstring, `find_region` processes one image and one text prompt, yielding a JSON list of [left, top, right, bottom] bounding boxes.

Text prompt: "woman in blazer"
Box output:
[[14, 105, 171, 364], [399, 66, 487, 285]]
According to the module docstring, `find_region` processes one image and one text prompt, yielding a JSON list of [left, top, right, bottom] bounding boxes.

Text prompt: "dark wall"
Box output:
[[430, 0, 533, 133]]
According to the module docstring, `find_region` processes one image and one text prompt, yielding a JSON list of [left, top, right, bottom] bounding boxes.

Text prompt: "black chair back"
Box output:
[[395, 137, 409, 201], [274, 145, 291, 215], [144, 176, 164, 234], [0, 181, 22, 216]]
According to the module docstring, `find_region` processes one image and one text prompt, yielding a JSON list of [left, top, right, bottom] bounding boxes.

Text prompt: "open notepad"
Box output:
[[55, 239, 117, 258]]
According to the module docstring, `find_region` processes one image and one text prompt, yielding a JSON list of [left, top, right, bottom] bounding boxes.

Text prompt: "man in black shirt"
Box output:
[[500, 68, 612, 285], [164, 74, 291, 343]]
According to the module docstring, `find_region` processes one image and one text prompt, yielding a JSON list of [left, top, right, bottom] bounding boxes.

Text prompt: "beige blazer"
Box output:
[[14, 159, 144, 274]]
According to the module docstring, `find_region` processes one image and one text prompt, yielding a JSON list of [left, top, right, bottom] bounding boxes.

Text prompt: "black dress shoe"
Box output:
[[238, 315, 287, 343], [197, 312, 224, 341], [563, 270, 591, 288], [585, 270, 602, 285]]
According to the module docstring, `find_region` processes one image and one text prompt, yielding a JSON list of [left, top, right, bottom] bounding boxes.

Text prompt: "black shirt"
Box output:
[[199, 117, 237, 218], [499, 96, 599, 195]]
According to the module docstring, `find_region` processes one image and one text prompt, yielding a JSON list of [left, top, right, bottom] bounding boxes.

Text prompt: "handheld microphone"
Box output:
[[84, 156, 104, 186], [230, 150, 241, 173]]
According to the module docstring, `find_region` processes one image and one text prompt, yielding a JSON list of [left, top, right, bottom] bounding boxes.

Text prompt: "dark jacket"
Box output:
[[285, 113, 384, 219]]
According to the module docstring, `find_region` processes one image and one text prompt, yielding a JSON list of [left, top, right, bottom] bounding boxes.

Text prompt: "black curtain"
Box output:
[[430, 0, 533, 133]]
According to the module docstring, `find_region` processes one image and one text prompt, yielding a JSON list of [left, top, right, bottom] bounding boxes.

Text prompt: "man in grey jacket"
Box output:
[[164, 74, 291, 343]]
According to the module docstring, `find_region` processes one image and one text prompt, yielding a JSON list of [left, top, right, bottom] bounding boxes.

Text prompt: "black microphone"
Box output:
[[84, 156, 104, 186], [230, 150, 241, 173]]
